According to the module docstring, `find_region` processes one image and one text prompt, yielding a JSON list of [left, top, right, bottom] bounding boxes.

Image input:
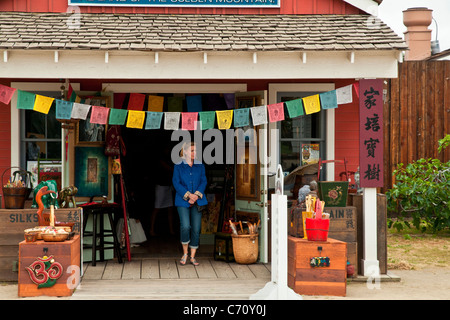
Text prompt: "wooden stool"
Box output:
[[214, 232, 234, 262], [82, 204, 123, 266]]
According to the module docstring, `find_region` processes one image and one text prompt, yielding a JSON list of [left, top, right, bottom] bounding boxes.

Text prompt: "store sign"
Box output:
[[68, 0, 280, 8], [359, 79, 384, 188]]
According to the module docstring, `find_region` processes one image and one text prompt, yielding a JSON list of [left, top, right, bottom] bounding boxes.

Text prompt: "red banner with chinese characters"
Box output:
[[359, 79, 384, 188]]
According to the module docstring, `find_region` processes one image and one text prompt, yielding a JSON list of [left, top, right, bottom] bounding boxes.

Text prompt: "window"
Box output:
[[20, 91, 62, 169], [278, 92, 326, 173]]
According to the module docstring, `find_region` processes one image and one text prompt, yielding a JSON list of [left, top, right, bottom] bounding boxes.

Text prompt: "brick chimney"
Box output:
[[403, 7, 433, 60]]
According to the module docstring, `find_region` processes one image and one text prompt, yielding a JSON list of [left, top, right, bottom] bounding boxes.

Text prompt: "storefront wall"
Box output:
[[0, 0, 361, 14]]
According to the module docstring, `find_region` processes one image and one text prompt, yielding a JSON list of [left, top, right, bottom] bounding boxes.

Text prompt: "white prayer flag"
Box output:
[[164, 112, 180, 130], [71, 103, 91, 120], [250, 105, 268, 126], [336, 85, 353, 105]]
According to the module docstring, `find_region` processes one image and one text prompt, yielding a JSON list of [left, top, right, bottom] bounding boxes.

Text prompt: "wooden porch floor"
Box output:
[[72, 258, 271, 300]]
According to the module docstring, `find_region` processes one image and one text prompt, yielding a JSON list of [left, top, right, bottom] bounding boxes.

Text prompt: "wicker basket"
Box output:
[[2, 167, 33, 209], [231, 233, 259, 264]]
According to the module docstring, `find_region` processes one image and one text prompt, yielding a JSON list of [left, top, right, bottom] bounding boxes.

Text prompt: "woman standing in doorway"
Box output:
[[172, 142, 207, 266]]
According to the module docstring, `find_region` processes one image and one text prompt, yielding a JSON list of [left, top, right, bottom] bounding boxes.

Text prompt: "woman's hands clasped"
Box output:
[[188, 193, 199, 205]]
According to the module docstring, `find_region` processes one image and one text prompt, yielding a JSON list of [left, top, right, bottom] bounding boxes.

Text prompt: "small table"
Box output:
[[18, 235, 81, 297]]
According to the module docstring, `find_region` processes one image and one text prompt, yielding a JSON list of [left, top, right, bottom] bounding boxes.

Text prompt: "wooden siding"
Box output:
[[0, 79, 11, 180], [383, 61, 450, 191], [0, 0, 361, 14]]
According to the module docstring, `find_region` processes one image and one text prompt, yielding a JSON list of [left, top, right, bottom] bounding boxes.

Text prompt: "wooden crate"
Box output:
[[0, 208, 82, 281], [325, 206, 358, 274], [288, 236, 347, 296], [18, 235, 81, 297]]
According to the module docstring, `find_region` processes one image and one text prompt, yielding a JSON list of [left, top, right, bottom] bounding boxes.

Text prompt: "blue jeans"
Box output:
[[177, 206, 202, 249]]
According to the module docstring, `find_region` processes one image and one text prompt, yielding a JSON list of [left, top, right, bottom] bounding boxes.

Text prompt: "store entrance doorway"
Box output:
[[119, 127, 178, 256]]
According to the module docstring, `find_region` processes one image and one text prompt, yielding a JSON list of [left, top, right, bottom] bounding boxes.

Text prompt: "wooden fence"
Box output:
[[383, 60, 450, 191]]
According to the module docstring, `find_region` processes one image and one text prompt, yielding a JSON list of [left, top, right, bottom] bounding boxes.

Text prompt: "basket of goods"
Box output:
[[40, 227, 69, 242], [305, 195, 330, 241], [229, 220, 260, 264], [2, 167, 33, 209]]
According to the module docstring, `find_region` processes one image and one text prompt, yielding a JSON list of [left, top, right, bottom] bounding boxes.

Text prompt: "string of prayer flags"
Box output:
[[198, 111, 215, 130], [168, 96, 183, 112], [267, 103, 285, 122], [233, 108, 250, 128], [145, 111, 163, 130], [147, 95, 164, 112], [336, 84, 353, 105], [17, 90, 36, 110], [128, 93, 146, 111], [114, 93, 127, 109], [67, 84, 77, 102], [223, 93, 235, 109], [55, 99, 73, 120], [0, 84, 16, 105], [302, 94, 321, 115], [319, 90, 338, 109], [186, 95, 202, 113], [126, 110, 145, 129], [90, 105, 110, 125], [33, 95, 54, 114], [285, 99, 304, 118], [216, 110, 233, 130], [250, 106, 267, 126], [71, 103, 91, 120], [181, 112, 198, 131], [164, 112, 180, 130], [108, 108, 128, 125]]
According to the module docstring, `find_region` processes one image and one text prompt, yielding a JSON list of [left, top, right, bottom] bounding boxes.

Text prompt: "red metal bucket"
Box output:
[[305, 218, 330, 241]]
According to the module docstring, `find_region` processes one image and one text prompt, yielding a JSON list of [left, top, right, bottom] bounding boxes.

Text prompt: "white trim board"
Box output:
[[2, 50, 400, 79]]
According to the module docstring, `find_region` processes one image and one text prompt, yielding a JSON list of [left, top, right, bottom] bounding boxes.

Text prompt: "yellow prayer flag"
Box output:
[[148, 95, 164, 112], [302, 94, 321, 115], [33, 95, 55, 114], [216, 110, 233, 130], [126, 110, 145, 129]]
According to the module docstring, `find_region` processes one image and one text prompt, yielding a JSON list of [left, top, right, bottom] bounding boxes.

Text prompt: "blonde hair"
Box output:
[[179, 141, 196, 158]]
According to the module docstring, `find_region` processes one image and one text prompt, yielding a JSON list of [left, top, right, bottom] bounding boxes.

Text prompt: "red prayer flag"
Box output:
[[127, 93, 146, 111], [0, 84, 16, 105]]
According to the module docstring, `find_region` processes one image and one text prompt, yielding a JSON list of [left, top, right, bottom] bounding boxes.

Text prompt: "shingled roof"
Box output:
[[0, 12, 406, 52]]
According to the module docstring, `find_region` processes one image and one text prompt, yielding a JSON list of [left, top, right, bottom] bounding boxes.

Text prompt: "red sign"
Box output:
[[359, 79, 384, 188]]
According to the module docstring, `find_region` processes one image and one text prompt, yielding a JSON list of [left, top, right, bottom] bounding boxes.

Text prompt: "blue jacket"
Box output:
[[172, 159, 208, 208]]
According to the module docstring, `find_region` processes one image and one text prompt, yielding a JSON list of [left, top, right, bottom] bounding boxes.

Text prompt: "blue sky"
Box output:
[[378, 0, 450, 52]]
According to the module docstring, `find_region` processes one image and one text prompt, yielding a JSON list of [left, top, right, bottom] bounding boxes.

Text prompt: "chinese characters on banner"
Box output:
[[359, 79, 384, 188]]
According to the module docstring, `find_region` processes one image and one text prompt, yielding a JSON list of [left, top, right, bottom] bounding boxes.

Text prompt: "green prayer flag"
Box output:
[[168, 96, 183, 112], [108, 108, 128, 125], [285, 99, 304, 118], [17, 90, 36, 110], [198, 111, 215, 130]]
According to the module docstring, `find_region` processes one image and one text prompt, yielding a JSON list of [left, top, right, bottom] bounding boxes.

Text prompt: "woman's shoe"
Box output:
[[190, 257, 199, 266], [180, 254, 188, 265]]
